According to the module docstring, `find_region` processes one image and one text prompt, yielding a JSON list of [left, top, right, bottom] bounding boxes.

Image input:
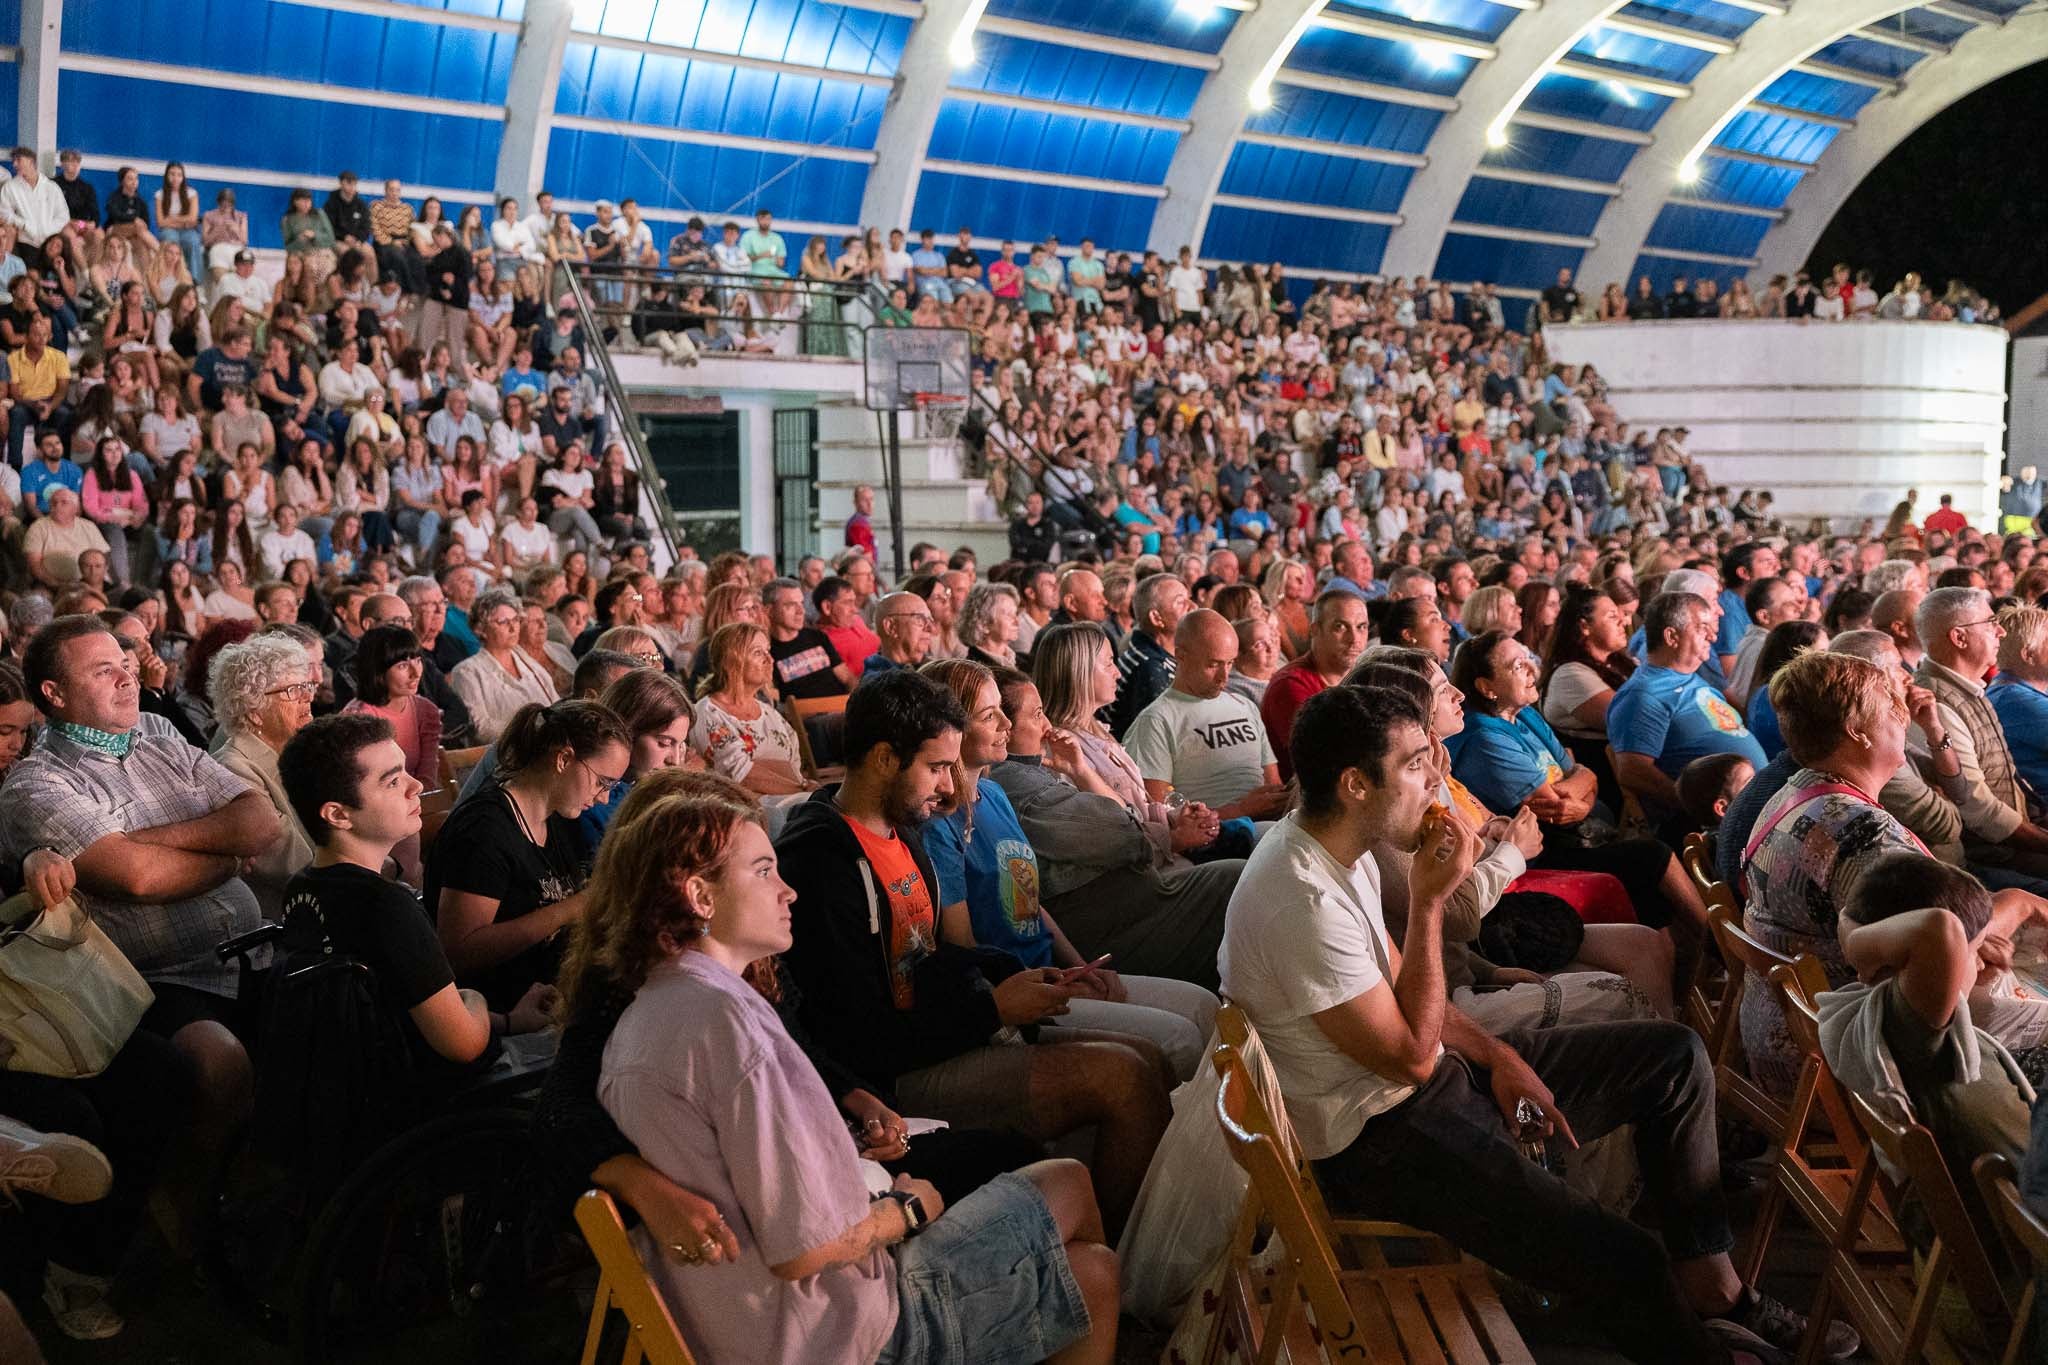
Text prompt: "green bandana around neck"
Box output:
[[51, 721, 135, 758]]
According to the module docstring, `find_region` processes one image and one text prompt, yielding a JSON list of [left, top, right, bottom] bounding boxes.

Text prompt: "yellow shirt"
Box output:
[[9, 344, 69, 403]]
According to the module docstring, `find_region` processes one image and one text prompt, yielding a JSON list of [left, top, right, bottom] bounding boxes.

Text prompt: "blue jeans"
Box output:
[[875, 1172, 1090, 1365], [391, 506, 440, 554], [160, 226, 202, 280]]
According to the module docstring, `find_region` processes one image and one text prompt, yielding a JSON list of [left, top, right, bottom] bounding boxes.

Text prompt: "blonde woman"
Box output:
[[1031, 623, 1217, 863], [1261, 557, 1312, 659], [1461, 584, 1523, 639], [689, 623, 810, 798]]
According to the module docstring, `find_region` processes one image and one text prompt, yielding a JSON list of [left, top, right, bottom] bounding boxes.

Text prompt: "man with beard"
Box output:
[[776, 671, 1170, 1238]]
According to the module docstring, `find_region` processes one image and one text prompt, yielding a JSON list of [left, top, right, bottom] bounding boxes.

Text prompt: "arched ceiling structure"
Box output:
[[34, 0, 2046, 304]]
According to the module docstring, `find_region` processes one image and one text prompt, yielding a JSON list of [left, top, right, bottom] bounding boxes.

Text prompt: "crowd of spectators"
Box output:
[[1, 144, 2047, 1365], [1540, 262, 2002, 327]]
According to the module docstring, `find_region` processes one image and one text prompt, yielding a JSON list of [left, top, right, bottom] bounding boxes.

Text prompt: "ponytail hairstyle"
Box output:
[[555, 768, 761, 1024], [495, 698, 630, 780]]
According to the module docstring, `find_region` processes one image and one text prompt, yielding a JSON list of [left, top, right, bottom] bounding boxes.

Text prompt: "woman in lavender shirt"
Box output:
[[576, 775, 1120, 1365]]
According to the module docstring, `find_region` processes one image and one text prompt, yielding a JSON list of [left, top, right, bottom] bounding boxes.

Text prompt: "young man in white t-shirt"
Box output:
[[1124, 609, 1289, 819], [1218, 684, 1849, 1365], [1165, 246, 1205, 325], [879, 228, 914, 290]]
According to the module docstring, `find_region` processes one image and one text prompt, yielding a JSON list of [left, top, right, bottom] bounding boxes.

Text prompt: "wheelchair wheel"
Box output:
[[290, 1106, 587, 1365]]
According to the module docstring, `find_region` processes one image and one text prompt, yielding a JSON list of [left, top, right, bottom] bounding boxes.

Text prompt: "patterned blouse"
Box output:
[[1739, 766, 1921, 1097]]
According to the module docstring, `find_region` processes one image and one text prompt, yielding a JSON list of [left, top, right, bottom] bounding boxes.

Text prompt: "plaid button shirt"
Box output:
[[1, 713, 264, 996]]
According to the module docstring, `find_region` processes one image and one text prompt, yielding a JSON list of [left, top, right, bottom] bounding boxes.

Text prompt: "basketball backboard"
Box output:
[[863, 326, 971, 410]]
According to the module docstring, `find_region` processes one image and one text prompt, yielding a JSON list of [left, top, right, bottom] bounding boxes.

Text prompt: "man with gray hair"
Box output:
[[1910, 585, 2048, 878], [1609, 590, 1764, 825], [1629, 568, 1731, 694], [1864, 558, 1925, 598], [859, 590, 936, 674], [1869, 587, 1924, 673], [447, 586, 557, 742], [1109, 571, 1192, 738]]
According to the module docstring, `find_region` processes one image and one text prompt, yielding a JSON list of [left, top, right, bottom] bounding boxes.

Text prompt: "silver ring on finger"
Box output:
[[699, 1236, 720, 1261]]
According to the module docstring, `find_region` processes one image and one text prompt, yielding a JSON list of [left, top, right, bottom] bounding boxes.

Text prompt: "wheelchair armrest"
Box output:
[[215, 921, 286, 965]]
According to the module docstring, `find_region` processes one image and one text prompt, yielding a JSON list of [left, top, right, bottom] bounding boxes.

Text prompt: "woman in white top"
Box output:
[[540, 445, 604, 553], [448, 588, 559, 743], [497, 496, 557, 577], [467, 259, 517, 371], [222, 440, 276, 534], [488, 392, 544, 504], [203, 558, 259, 621], [448, 492, 499, 577], [1538, 583, 1635, 742], [688, 623, 811, 798], [140, 384, 200, 468]]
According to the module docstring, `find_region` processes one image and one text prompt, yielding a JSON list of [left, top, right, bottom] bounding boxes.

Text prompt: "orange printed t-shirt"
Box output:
[[843, 816, 937, 1010]]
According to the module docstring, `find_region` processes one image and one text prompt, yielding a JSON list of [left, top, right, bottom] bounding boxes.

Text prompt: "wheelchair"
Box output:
[[206, 921, 585, 1365]]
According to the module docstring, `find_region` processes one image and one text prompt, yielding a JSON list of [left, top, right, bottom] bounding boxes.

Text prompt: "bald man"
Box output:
[[861, 590, 937, 673], [1053, 567, 1106, 626], [1124, 609, 1290, 821]]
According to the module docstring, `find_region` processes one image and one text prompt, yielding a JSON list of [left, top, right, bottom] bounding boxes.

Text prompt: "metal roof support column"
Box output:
[[857, 0, 983, 233], [494, 0, 573, 207], [18, 0, 60, 157], [1143, 0, 1328, 258]]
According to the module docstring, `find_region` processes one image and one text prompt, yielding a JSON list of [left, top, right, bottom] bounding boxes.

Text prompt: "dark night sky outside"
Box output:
[[1807, 59, 2048, 319]]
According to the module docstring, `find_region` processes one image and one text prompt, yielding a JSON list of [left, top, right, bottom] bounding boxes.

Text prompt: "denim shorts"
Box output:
[[877, 1172, 1091, 1365]]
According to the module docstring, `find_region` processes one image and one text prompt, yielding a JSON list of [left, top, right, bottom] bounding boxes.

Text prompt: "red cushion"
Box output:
[[1508, 868, 1635, 924]]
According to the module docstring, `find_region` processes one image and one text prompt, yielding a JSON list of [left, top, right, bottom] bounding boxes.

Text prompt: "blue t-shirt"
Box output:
[[1747, 686, 1784, 761], [1988, 677, 2048, 803], [924, 779, 1051, 969], [1229, 507, 1273, 539], [1628, 626, 1730, 693], [1608, 663, 1765, 778], [20, 457, 83, 513], [1714, 588, 1750, 659], [1116, 501, 1162, 555], [1446, 707, 1572, 813]]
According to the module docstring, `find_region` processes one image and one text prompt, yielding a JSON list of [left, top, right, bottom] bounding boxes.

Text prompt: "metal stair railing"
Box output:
[[551, 262, 687, 571]]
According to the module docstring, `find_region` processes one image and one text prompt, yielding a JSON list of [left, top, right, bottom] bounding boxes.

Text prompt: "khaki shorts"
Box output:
[[892, 1037, 1036, 1133]]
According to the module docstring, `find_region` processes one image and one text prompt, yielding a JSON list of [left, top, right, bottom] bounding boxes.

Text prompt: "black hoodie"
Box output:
[[776, 786, 1008, 1089]]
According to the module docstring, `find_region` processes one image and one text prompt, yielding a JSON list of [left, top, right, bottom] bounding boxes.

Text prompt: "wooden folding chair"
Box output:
[[1209, 1043, 1534, 1364], [1705, 907, 1795, 1147], [440, 743, 490, 792], [1213, 1003, 1459, 1270], [783, 694, 848, 783], [417, 780, 457, 850], [574, 1190, 698, 1365], [1972, 1153, 2046, 1365], [1679, 838, 1736, 1044], [1761, 965, 1913, 1360], [1800, 1091, 2018, 1364]]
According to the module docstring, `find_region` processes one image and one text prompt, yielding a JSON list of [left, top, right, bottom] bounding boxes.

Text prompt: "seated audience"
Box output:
[[583, 774, 1118, 1364], [1220, 684, 1847, 1364], [863, 591, 937, 675], [1609, 591, 1766, 834], [1122, 608, 1289, 825], [691, 622, 812, 798], [1742, 620, 1828, 760], [777, 670, 1170, 1237], [764, 575, 851, 698], [1986, 604, 2048, 804], [205, 632, 319, 917], [447, 586, 559, 742], [1223, 615, 1279, 707], [920, 658, 1217, 1079], [958, 581, 1021, 671], [426, 699, 626, 1009], [1105, 572, 1189, 738], [1260, 589, 1370, 781]]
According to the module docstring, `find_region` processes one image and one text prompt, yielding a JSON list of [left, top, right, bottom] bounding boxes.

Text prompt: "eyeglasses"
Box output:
[[1955, 618, 2002, 632], [578, 759, 627, 801], [484, 614, 519, 630], [267, 680, 319, 702]]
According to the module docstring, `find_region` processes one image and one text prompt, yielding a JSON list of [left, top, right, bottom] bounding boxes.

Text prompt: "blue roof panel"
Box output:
[[930, 98, 1180, 184], [1523, 71, 1672, 132], [1626, 253, 1748, 294], [1327, 0, 1515, 41], [1217, 144, 1412, 214], [1201, 204, 1390, 277], [1753, 70, 1879, 121], [1572, 29, 1715, 84], [1688, 156, 1805, 211], [1245, 87, 1442, 156], [1615, 0, 1760, 42], [1811, 36, 1931, 81], [912, 170, 1158, 253], [1433, 231, 1583, 292], [544, 126, 866, 223], [1644, 203, 1770, 260], [1482, 126, 1637, 184], [1453, 180, 1609, 238], [981, 0, 1237, 56], [1714, 110, 1838, 165], [1283, 28, 1476, 98], [558, 42, 891, 147], [954, 33, 1205, 119]]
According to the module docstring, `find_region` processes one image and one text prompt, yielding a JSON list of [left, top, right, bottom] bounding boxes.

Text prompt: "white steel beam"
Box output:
[[1664, 194, 1787, 221], [75, 154, 493, 204], [1508, 108, 1656, 144], [17, 0, 56, 157], [552, 113, 877, 164], [943, 87, 1193, 132], [1210, 194, 1403, 226], [1272, 68, 1462, 111], [973, 17, 1222, 69], [495, 0, 573, 207], [58, 52, 502, 119], [1793, 57, 1902, 91], [1635, 243, 1761, 267], [1856, 23, 1949, 55], [1550, 58, 1693, 98], [1596, 13, 1737, 53], [272, 0, 517, 34], [856, 0, 979, 231], [1746, 98, 1855, 130], [1576, 2, 1926, 290], [1310, 10, 1499, 60], [1236, 130, 1429, 168], [575, 30, 894, 89], [921, 160, 1168, 198], [1447, 220, 1597, 248], [1477, 165, 1621, 195]]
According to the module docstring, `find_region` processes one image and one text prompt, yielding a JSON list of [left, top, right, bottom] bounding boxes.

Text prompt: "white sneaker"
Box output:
[[0, 1117, 112, 1205], [43, 1264, 123, 1341], [652, 332, 679, 359]]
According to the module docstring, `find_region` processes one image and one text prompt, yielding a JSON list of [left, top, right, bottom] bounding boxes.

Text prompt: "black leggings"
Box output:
[[1533, 833, 1681, 927], [0, 1029, 194, 1275]]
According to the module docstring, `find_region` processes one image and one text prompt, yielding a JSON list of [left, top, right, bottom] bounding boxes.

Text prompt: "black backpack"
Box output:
[[254, 895, 417, 1203]]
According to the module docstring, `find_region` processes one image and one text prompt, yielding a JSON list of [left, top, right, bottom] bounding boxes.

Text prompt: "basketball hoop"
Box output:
[[913, 392, 969, 442]]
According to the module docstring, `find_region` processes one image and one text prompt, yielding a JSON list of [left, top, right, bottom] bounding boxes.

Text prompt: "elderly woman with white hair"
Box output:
[[959, 581, 1021, 671], [208, 632, 319, 915]]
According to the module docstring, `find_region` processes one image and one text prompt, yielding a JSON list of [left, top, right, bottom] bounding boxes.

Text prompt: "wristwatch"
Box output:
[[879, 1188, 929, 1235]]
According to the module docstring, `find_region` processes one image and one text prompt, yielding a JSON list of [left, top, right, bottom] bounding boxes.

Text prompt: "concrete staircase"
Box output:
[[815, 401, 1012, 570]]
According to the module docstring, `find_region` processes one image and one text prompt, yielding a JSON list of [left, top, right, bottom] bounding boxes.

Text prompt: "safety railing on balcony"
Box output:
[[567, 263, 879, 362], [549, 262, 688, 570]]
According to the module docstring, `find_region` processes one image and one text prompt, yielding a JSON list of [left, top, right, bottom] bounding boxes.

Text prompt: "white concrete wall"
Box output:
[[1544, 320, 2010, 529], [2011, 337, 2048, 481]]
